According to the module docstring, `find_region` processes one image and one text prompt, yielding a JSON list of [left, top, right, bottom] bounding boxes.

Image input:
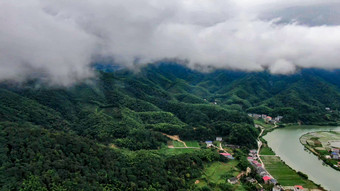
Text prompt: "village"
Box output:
[[203, 136, 308, 191], [163, 113, 326, 191], [300, 131, 340, 170], [248, 113, 283, 124]]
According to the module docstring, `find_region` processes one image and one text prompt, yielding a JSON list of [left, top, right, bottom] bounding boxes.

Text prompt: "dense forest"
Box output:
[[1, 63, 340, 190]]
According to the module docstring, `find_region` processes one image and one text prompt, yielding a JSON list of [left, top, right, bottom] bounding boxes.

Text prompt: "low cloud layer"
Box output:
[[1, 0, 340, 85]]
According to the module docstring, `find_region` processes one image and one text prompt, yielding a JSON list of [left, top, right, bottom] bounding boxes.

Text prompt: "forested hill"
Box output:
[[1, 63, 340, 190]]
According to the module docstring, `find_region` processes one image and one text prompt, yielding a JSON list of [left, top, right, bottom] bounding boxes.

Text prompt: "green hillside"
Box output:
[[1, 63, 340, 190]]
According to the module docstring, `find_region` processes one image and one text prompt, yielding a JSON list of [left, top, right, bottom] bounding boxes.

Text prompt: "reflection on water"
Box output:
[[264, 126, 340, 191]]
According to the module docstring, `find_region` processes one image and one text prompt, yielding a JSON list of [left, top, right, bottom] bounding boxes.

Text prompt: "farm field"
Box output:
[[300, 131, 340, 150], [254, 119, 273, 129], [300, 131, 340, 170], [172, 141, 186, 147], [185, 141, 200, 147], [260, 146, 276, 155], [261, 156, 317, 188], [160, 148, 198, 155], [197, 161, 246, 190]]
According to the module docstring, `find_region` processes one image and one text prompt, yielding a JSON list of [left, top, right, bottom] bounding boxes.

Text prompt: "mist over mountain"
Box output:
[[2, 0, 340, 190], [2, 0, 340, 85]]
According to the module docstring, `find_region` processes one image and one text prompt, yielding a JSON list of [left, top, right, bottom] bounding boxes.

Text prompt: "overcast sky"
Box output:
[[1, 0, 340, 85]]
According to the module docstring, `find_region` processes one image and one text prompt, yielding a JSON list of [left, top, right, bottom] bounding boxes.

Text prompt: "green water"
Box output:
[[264, 126, 340, 191]]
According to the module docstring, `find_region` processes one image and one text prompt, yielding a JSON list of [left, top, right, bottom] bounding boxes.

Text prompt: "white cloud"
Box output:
[[1, 0, 340, 85]]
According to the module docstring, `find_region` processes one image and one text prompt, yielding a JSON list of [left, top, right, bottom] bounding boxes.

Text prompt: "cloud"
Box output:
[[1, 0, 340, 85]]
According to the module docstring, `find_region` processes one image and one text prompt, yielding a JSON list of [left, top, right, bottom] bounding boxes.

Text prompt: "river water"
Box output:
[[263, 126, 340, 191]]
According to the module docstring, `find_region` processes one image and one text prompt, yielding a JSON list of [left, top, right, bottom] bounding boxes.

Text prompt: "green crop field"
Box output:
[[161, 148, 198, 155], [172, 141, 185, 147], [260, 147, 276, 155], [198, 161, 239, 185], [185, 141, 200, 147], [254, 119, 273, 129], [197, 161, 246, 190], [261, 156, 317, 188]]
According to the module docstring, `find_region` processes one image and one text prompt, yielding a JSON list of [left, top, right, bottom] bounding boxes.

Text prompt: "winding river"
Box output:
[[263, 126, 340, 191]]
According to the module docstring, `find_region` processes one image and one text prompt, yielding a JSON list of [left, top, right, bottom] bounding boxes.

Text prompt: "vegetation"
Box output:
[[2, 63, 340, 190], [185, 141, 200, 148], [261, 156, 318, 188], [260, 147, 276, 156], [300, 131, 340, 171], [172, 141, 186, 147], [197, 161, 246, 191]]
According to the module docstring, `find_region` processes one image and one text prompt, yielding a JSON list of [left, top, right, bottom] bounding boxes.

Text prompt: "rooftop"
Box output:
[[294, 185, 304, 190], [263, 176, 271, 181]]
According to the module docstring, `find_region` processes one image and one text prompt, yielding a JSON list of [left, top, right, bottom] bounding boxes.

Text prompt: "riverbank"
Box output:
[[256, 124, 323, 190], [263, 125, 340, 191], [260, 155, 321, 189], [300, 131, 340, 172]]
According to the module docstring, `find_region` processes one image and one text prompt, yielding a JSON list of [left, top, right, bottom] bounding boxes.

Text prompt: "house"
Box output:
[[274, 116, 283, 122], [331, 148, 339, 153], [259, 171, 268, 177], [331, 152, 339, 159], [257, 167, 267, 176], [265, 116, 272, 122], [294, 185, 304, 191], [325, 155, 331, 159], [247, 157, 253, 162], [228, 177, 239, 184], [216, 137, 222, 141], [227, 155, 235, 160], [263, 176, 272, 184], [256, 167, 265, 173], [272, 185, 282, 191], [250, 149, 257, 154], [245, 177, 257, 184], [269, 179, 278, 185], [205, 141, 213, 147], [253, 114, 261, 119], [325, 107, 331, 111], [252, 160, 259, 166], [219, 152, 235, 159], [220, 153, 230, 157]]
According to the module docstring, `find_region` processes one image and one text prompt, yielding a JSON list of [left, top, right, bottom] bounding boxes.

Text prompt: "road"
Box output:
[[255, 124, 265, 167]]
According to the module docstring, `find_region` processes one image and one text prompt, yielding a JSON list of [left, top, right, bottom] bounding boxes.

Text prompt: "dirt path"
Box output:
[[162, 133, 188, 147]]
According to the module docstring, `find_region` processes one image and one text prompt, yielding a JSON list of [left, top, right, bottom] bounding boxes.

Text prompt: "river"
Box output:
[[263, 125, 340, 191]]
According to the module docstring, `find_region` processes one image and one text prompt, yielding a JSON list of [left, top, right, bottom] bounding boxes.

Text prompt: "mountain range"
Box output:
[[1, 63, 340, 190]]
